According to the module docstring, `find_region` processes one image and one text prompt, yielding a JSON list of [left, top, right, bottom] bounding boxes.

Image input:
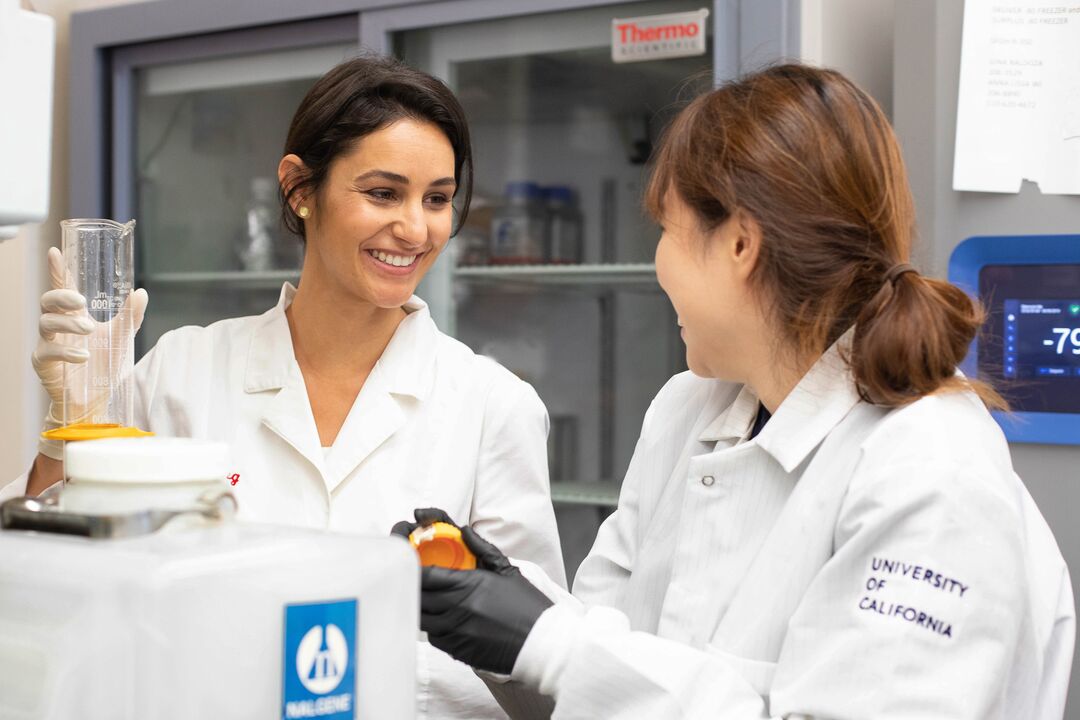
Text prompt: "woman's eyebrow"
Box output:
[[354, 169, 409, 184], [353, 170, 456, 188]]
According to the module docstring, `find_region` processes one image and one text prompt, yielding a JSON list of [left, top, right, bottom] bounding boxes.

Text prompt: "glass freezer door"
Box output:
[[393, 1, 713, 576], [111, 19, 360, 355]]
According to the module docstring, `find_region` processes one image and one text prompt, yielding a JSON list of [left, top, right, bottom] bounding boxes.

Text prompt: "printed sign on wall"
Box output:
[[611, 8, 709, 64], [953, 1, 1080, 194]]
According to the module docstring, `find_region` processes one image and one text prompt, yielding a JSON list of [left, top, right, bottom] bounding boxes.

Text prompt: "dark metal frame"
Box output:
[[70, 0, 802, 218]]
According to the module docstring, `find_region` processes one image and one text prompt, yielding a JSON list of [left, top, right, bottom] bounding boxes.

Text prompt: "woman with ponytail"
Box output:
[[393, 64, 1075, 719]]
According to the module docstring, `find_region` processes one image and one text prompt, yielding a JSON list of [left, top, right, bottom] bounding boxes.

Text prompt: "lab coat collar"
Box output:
[[697, 333, 862, 473], [244, 283, 438, 401], [244, 283, 300, 393], [326, 294, 439, 492], [375, 295, 439, 402], [696, 383, 761, 444], [245, 283, 440, 493]]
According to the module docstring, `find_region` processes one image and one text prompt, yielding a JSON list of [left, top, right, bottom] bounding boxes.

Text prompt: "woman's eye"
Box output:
[[425, 194, 450, 207], [366, 188, 396, 202]]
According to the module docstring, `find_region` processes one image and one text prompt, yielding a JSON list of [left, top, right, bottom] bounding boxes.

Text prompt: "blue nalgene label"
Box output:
[[282, 598, 358, 720]]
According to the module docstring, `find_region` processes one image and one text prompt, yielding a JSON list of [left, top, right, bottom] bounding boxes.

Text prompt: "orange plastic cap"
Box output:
[[409, 522, 477, 570]]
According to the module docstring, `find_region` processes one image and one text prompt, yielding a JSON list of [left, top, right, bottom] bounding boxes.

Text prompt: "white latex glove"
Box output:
[[32, 247, 148, 459]]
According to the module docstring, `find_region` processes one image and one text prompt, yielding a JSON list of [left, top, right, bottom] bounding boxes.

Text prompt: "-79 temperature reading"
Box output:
[[1045, 328, 1080, 354]]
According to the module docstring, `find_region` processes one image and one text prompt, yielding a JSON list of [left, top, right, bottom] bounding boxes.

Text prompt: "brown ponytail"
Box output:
[[852, 272, 999, 406], [646, 63, 1004, 409]]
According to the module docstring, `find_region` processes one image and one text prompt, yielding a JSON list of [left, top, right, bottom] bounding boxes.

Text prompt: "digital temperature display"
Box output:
[[979, 264, 1080, 414], [952, 236, 1080, 444], [1001, 299, 1080, 378]]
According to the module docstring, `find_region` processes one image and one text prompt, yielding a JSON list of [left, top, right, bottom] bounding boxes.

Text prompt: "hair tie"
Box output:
[[885, 262, 917, 285]]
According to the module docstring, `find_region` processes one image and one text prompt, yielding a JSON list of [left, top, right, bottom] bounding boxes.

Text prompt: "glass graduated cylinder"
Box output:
[[59, 219, 136, 428]]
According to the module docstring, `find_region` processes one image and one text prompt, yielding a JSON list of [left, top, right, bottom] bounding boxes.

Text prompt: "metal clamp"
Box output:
[[0, 489, 237, 539]]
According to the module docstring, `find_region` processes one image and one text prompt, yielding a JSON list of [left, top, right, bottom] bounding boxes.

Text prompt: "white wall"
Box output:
[[0, 0, 145, 483], [800, 0, 895, 117]]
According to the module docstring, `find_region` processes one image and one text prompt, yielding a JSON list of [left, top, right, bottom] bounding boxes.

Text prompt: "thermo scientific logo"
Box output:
[[283, 599, 358, 720], [610, 9, 709, 64]]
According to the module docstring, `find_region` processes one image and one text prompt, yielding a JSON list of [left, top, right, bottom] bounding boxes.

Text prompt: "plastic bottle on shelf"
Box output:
[[544, 185, 583, 264], [490, 181, 547, 265], [238, 176, 277, 272], [454, 195, 494, 266]]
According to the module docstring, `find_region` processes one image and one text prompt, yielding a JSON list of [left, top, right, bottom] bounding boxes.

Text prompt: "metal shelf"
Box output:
[[142, 270, 300, 289], [142, 264, 658, 292], [454, 263, 658, 290], [549, 481, 621, 508]]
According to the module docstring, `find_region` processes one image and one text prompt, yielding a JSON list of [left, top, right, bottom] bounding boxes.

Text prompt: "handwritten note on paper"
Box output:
[[953, 2, 1080, 194]]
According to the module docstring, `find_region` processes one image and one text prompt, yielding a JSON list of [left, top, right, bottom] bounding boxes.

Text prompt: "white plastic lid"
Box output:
[[65, 437, 229, 484]]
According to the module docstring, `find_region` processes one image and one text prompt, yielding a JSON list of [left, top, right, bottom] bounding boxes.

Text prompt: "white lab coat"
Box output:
[[512, 341, 1075, 719], [6, 283, 566, 720]]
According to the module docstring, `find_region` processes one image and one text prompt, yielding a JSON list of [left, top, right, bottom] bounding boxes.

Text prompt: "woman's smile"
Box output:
[[362, 246, 425, 277]]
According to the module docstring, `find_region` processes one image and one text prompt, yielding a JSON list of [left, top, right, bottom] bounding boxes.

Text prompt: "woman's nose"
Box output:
[[392, 203, 427, 247]]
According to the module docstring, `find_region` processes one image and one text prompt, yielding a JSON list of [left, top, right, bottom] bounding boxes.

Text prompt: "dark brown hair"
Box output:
[[646, 63, 1003, 408], [281, 54, 473, 240]]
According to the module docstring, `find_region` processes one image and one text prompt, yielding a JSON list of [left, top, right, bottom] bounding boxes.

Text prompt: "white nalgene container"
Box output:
[[60, 437, 227, 518], [0, 437, 418, 720]]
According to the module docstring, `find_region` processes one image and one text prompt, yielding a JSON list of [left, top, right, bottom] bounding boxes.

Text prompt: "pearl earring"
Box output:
[[297, 206, 310, 219]]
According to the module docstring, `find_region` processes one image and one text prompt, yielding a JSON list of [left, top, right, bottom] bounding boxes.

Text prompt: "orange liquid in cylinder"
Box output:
[[41, 423, 153, 442]]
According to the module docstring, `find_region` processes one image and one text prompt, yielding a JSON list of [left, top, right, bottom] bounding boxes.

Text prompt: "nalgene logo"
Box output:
[[612, 8, 709, 64], [283, 599, 358, 720], [297, 624, 348, 695]]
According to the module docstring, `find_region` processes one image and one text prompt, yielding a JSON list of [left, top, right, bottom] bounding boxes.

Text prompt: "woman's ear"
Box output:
[[730, 210, 762, 280], [278, 154, 309, 212]]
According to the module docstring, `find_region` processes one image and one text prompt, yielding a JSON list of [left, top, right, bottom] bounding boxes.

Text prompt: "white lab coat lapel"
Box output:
[[710, 342, 882, 662], [323, 297, 438, 495], [244, 287, 438, 495], [261, 379, 326, 473], [322, 363, 406, 495], [245, 285, 325, 474]]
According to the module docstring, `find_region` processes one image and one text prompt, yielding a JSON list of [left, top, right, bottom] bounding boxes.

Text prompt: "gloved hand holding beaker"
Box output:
[[32, 222, 148, 460]]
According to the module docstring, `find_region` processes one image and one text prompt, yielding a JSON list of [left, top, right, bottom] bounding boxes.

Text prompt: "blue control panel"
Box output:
[[1000, 298, 1080, 380], [950, 235, 1080, 445]]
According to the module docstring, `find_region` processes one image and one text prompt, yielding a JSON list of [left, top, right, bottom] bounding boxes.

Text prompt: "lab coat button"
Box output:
[[701, 475, 715, 487]]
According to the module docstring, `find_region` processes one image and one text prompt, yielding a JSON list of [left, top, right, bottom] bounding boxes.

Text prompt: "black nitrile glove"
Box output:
[[421, 525, 553, 674], [390, 507, 456, 540]]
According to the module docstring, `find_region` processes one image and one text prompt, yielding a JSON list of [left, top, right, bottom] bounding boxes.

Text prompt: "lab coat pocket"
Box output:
[[706, 646, 777, 699]]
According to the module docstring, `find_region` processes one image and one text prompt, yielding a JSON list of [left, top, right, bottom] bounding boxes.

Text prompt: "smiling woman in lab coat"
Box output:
[[400, 63, 1076, 719], [13, 55, 565, 719]]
